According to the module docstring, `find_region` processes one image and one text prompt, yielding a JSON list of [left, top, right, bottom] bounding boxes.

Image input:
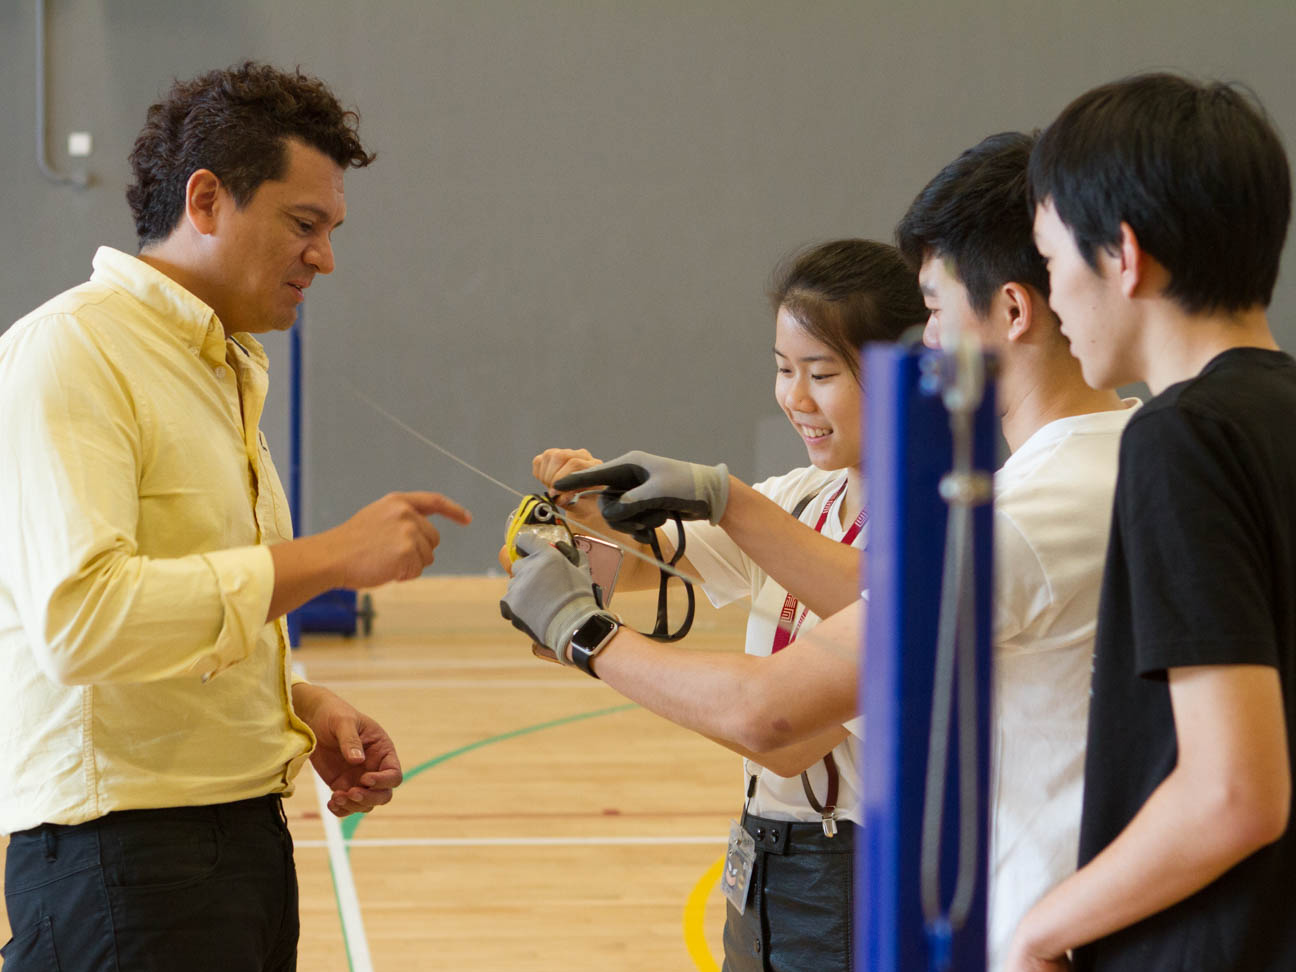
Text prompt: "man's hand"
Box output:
[[499, 533, 603, 664], [269, 491, 472, 621], [326, 491, 472, 588], [553, 450, 729, 535], [292, 683, 403, 817]]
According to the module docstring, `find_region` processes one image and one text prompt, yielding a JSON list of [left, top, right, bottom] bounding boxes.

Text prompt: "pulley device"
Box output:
[[505, 492, 695, 641]]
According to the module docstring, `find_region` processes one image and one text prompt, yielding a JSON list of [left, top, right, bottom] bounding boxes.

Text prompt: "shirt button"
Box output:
[[214, 366, 226, 379]]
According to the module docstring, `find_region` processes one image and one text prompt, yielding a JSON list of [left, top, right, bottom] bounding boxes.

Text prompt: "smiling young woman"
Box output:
[[527, 238, 926, 972]]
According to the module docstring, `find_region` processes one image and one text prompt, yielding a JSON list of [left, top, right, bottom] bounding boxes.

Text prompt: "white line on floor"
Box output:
[[299, 660, 374, 972], [295, 835, 727, 848]]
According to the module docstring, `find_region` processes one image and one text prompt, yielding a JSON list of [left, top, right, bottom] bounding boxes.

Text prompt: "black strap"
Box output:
[[800, 752, 839, 819], [533, 490, 695, 643], [789, 491, 818, 520], [739, 773, 758, 829], [644, 514, 694, 642]]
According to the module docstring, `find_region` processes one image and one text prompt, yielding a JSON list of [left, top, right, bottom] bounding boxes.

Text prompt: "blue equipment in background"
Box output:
[[857, 339, 997, 972], [285, 318, 374, 644]]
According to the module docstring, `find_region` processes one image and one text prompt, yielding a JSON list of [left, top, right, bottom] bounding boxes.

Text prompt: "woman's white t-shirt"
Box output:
[[681, 465, 866, 823]]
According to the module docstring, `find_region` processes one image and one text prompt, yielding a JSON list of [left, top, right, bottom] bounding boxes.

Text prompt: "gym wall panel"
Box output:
[[3, 0, 1293, 571]]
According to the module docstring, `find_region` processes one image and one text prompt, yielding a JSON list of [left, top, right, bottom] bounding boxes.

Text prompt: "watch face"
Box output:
[[573, 613, 618, 648]]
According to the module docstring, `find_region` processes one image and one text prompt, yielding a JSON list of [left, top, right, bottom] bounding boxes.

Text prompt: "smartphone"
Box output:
[[573, 534, 624, 607]]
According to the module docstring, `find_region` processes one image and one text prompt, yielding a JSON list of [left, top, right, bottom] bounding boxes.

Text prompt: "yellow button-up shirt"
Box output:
[[0, 247, 315, 833]]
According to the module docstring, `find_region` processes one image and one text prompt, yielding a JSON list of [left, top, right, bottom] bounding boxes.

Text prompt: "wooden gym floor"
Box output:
[[1, 577, 750, 971]]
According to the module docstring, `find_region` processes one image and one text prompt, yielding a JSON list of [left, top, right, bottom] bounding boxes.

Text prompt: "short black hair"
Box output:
[[127, 62, 376, 246], [896, 132, 1049, 316], [1028, 73, 1291, 314], [768, 239, 927, 381]]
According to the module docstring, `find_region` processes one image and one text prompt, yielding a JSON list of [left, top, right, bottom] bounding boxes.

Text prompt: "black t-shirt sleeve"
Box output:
[[1116, 406, 1279, 676]]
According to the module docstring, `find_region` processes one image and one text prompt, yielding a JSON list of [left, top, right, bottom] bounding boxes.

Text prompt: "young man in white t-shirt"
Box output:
[[896, 132, 1136, 969], [503, 133, 1134, 971]]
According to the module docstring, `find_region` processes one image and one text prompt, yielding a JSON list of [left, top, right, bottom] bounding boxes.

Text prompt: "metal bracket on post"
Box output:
[[856, 340, 996, 972]]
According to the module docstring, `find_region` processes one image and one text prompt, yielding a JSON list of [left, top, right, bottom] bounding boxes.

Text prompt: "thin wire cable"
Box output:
[[350, 385, 527, 500], [920, 494, 967, 923], [919, 344, 986, 970], [348, 384, 707, 589]]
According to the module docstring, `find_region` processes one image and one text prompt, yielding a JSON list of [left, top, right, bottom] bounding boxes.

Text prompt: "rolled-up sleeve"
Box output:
[[198, 545, 276, 678]]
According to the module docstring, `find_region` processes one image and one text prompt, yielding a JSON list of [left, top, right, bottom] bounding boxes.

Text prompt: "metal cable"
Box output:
[[918, 344, 987, 971], [349, 384, 707, 589]]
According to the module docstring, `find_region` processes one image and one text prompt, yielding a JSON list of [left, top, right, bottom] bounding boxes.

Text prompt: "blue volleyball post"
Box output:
[[857, 340, 996, 972]]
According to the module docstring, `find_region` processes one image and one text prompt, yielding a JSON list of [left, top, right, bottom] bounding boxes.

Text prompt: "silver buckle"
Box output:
[[821, 812, 838, 838]]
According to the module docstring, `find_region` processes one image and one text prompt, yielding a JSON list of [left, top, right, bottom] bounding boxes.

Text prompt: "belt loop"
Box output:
[[42, 825, 57, 862]]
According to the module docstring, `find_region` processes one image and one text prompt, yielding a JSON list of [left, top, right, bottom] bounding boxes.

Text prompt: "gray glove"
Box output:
[[499, 532, 605, 665], [553, 450, 730, 537]]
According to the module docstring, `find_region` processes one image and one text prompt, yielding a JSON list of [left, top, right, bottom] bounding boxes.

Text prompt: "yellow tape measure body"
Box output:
[[504, 494, 573, 563]]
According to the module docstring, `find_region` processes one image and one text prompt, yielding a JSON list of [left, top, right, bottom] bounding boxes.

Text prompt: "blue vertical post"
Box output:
[[857, 341, 996, 972], [286, 315, 304, 647], [285, 309, 364, 640]]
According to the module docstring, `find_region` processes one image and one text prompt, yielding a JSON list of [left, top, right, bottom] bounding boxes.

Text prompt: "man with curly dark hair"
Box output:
[[0, 63, 470, 970]]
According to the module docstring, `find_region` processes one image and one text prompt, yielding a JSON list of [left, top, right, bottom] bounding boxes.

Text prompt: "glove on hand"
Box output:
[[553, 450, 730, 537], [499, 533, 602, 665]]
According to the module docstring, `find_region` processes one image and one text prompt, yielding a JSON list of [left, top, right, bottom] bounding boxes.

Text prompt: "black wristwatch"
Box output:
[[567, 612, 621, 678]]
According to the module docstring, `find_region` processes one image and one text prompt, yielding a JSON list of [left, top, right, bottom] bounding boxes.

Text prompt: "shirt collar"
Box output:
[[90, 246, 232, 367], [229, 333, 270, 371], [1004, 398, 1142, 470]]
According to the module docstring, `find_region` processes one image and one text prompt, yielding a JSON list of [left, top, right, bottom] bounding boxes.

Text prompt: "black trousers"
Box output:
[[722, 812, 855, 972], [3, 795, 299, 972]]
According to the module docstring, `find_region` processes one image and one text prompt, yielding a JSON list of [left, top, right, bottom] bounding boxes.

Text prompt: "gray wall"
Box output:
[[3, 1, 1295, 573]]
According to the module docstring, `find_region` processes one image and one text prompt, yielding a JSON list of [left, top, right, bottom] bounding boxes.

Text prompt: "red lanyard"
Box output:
[[771, 480, 867, 653]]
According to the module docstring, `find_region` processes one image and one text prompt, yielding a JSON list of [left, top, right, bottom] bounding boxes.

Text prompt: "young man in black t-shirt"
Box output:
[[1006, 74, 1295, 972]]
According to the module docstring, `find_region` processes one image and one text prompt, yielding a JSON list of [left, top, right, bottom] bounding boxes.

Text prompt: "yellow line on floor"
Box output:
[[683, 854, 725, 972]]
